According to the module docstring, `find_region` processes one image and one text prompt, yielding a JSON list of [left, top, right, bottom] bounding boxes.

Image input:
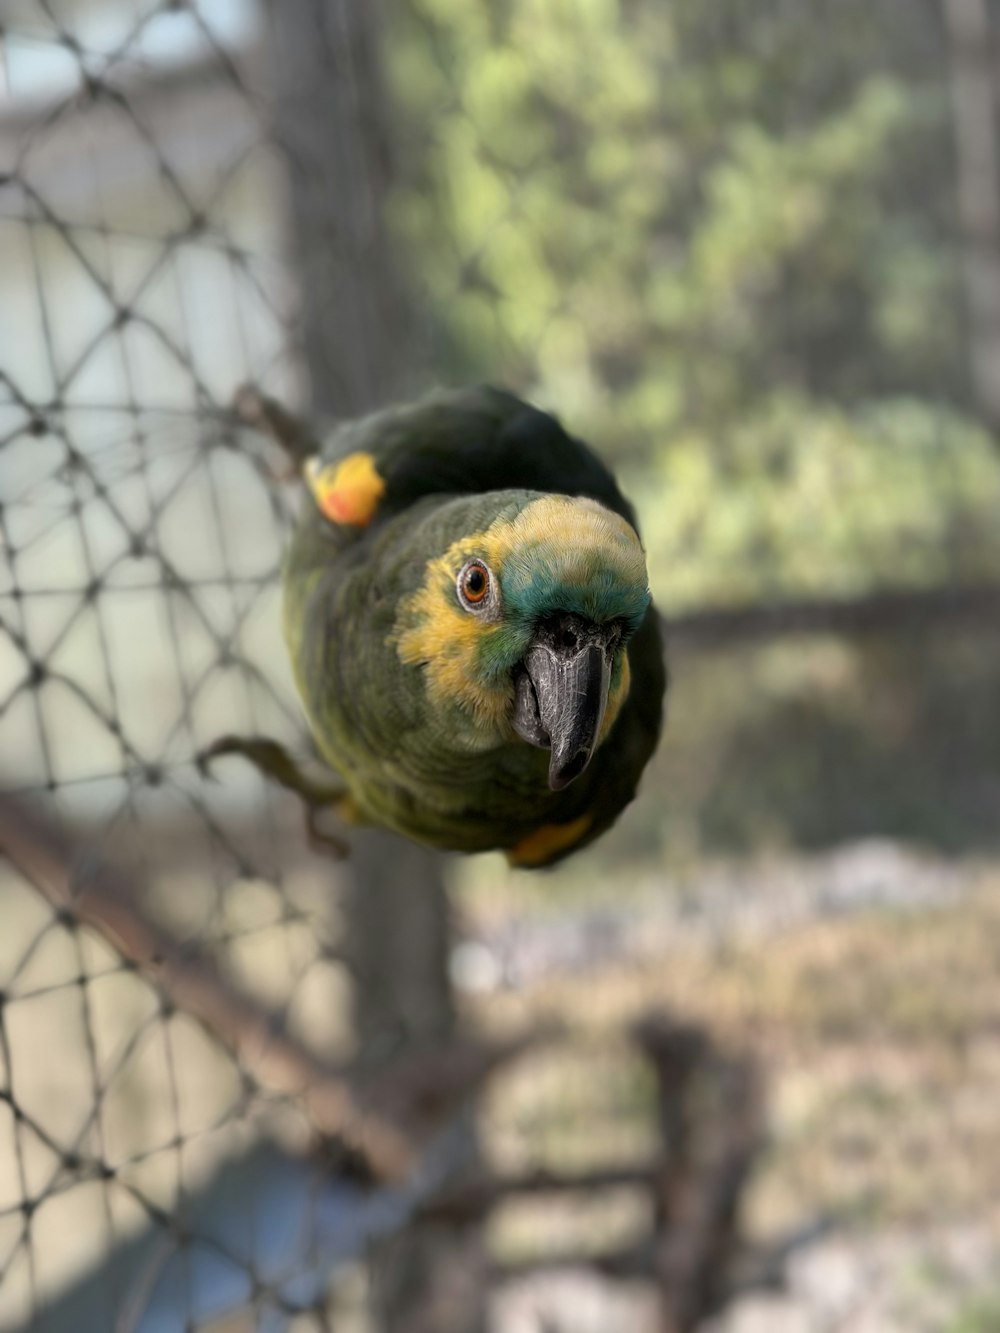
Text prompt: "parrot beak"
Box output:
[[513, 613, 615, 790]]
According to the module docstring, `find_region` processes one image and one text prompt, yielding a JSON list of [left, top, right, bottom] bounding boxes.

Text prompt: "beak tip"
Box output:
[[547, 748, 591, 791]]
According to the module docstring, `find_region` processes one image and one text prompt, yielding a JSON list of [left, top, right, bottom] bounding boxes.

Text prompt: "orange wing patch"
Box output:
[[507, 813, 593, 868], [305, 452, 386, 527]]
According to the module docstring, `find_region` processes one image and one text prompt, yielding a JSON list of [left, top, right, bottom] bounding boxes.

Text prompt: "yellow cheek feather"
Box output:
[[394, 554, 513, 736], [305, 451, 385, 527]]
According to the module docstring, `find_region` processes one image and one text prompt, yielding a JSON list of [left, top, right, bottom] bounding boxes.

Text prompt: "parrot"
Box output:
[[205, 386, 666, 868]]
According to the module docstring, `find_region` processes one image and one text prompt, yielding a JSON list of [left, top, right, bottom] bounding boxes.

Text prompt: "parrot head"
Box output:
[[394, 491, 651, 790]]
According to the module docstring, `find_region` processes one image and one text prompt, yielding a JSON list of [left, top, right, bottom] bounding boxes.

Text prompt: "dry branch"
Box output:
[[420, 1158, 670, 1225], [231, 383, 321, 464], [0, 791, 544, 1182], [0, 790, 416, 1178], [638, 1017, 765, 1332], [662, 580, 1000, 651]]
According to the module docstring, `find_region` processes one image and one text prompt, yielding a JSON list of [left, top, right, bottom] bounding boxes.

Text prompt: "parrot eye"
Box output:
[[457, 560, 493, 610]]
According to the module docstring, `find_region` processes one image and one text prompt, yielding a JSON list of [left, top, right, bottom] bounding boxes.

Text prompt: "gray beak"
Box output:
[[513, 613, 616, 790]]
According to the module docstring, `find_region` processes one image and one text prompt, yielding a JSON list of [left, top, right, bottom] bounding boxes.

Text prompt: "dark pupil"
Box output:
[[466, 568, 485, 595]]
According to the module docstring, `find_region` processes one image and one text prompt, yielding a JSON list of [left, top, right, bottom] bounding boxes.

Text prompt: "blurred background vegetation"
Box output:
[[383, 0, 1000, 871], [390, 0, 998, 602]]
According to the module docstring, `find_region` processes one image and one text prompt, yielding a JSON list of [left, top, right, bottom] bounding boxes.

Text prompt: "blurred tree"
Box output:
[[268, 3, 473, 1327]]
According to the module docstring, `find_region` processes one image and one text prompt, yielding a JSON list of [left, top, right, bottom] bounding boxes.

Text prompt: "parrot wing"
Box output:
[[310, 385, 639, 534]]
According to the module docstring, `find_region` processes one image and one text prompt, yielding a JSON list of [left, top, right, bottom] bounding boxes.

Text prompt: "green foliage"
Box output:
[[645, 397, 1000, 606], [947, 1292, 1000, 1333], [388, 0, 1000, 608]]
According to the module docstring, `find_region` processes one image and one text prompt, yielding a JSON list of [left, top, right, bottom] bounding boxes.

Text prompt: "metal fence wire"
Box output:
[[0, 5, 760, 1329], [2, 1, 1000, 1331], [0, 4, 364, 1328]]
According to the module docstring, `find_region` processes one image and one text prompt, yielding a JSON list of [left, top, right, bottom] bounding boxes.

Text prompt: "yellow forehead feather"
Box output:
[[480, 495, 646, 586]]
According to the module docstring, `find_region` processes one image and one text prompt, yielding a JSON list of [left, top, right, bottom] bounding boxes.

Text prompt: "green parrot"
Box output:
[[208, 386, 666, 868]]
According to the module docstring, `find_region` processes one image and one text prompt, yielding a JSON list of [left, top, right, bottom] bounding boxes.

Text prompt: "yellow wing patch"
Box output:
[[305, 451, 385, 527], [507, 814, 593, 868]]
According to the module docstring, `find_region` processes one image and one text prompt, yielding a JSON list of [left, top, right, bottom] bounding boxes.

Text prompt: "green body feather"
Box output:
[[283, 387, 666, 865]]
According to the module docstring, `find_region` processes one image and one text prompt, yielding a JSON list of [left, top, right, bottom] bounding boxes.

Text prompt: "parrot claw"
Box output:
[[230, 384, 321, 466], [194, 736, 234, 780], [195, 733, 353, 857], [195, 734, 271, 782]]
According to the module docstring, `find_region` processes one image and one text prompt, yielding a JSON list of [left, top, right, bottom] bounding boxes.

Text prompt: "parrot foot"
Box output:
[[196, 734, 352, 858], [230, 384, 321, 470]]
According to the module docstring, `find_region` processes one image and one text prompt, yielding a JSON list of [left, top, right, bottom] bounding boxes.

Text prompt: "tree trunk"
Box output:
[[267, 0, 414, 413], [266, 3, 472, 1326]]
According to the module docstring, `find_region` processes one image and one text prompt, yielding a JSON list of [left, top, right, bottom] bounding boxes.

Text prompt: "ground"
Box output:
[[457, 842, 1000, 1331]]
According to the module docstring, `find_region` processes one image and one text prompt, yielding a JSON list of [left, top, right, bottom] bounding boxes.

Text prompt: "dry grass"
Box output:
[[464, 862, 1000, 1249]]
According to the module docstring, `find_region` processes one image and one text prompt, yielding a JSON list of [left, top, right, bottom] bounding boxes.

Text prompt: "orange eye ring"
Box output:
[[458, 560, 492, 609]]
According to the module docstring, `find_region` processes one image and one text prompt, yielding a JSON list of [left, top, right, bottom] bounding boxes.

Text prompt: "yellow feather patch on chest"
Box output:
[[507, 814, 593, 867]]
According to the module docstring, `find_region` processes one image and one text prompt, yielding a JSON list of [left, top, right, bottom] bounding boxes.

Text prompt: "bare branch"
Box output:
[[663, 581, 1000, 652], [231, 383, 322, 464], [0, 791, 417, 1180]]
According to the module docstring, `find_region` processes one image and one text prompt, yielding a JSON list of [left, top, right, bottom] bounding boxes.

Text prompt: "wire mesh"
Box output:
[[0, 4, 375, 1328]]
